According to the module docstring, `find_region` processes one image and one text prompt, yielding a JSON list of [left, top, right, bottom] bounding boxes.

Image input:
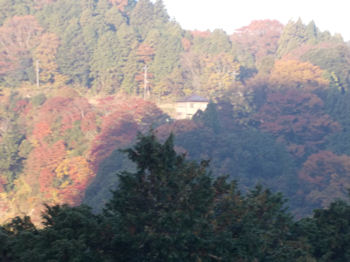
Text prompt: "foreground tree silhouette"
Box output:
[[102, 132, 309, 261], [103, 132, 217, 261]]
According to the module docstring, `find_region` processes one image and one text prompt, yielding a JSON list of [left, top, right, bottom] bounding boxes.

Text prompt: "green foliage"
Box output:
[[302, 44, 350, 90], [83, 150, 134, 212], [325, 91, 350, 155], [103, 133, 217, 261], [4, 205, 106, 262], [2, 133, 317, 261], [2, 4, 350, 258], [194, 102, 221, 132], [56, 19, 91, 86], [213, 184, 308, 261], [36, 0, 83, 35], [0, 0, 34, 25], [0, 126, 26, 189], [63, 121, 88, 156], [129, 0, 157, 40], [192, 29, 231, 55], [0, 96, 29, 190], [297, 199, 350, 261], [277, 19, 338, 57], [177, 109, 296, 194], [30, 93, 46, 107], [151, 23, 183, 94]]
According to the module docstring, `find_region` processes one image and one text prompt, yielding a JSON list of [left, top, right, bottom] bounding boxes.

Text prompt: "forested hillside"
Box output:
[[1, 0, 350, 223], [2, 134, 350, 261]]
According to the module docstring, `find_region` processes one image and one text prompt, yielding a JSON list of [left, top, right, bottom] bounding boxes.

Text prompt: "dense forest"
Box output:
[[2, 133, 350, 261], [1, 0, 350, 253]]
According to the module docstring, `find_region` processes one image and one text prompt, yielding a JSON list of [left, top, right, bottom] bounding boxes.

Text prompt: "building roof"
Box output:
[[176, 94, 209, 103]]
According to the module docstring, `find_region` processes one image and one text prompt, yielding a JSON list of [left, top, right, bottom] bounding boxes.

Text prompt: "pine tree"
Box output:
[[56, 19, 91, 86], [103, 132, 217, 261]]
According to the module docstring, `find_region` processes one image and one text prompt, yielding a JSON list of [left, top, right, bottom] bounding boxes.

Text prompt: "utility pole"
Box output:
[[36, 60, 40, 89], [143, 65, 150, 99]]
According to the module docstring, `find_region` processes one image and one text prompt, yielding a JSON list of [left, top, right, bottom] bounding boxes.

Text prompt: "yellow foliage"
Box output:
[[55, 157, 93, 185], [270, 60, 329, 90], [13, 177, 32, 197], [33, 33, 63, 86], [55, 159, 70, 179], [60, 180, 70, 188], [0, 192, 7, 199]]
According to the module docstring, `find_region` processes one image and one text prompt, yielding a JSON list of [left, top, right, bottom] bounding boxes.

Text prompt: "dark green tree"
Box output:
[[36, 0, 82, 35], [192, 29, 232, 55], [153, 0, 169, 25], [325, 90, 350, 155], [103, 133, 218, 261], [0, 0, 34, 25], [56, 19, 91, 86], [277, 18, 338, 58], [213, 183, 310, 261], [0, 124, 26, 190], [4, 205, 106, 262], [129, 0, 155, 40], [193, 102, 221, 133], [302, 44, 350, 90], [0, 95, 29, 190], [296, 199, 350, 261]]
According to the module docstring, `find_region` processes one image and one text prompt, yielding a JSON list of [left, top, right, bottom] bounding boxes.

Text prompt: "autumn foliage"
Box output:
[[1, 2, 350, 224], [255, 89, 340, 157], [0, 16, 43, 75], [89, 96, 165, 171], [299, 151, 350, 211], [232, 20, 283, 61], [270, 59, 329, 90], [109, 0, 129, 11]]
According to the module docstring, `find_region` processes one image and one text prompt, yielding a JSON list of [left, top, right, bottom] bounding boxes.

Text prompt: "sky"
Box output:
[[160, 0, 350, 41]]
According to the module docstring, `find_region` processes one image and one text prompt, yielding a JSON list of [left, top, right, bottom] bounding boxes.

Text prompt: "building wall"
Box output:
[[175, 101, 208, 119]]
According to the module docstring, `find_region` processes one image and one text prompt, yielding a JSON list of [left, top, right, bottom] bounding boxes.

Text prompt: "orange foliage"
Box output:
[[32, 121, 52, 141], [96, 96, 164, 125], [136, 43, 155, 64], [270, 60, 329, 90], [299, 151, 347, 185], [109, 0, 128, 11], [255, 89, 340, 157], [156, 120, 198, 140], [89, 114, 138, 172], [38, 96, 94, 132], [32, 140, 66, 173], [39, 97, 73, 124], [90, 96, 165, 170], [54, 156, 94, 205], [25, 139, 67, 199], [231, 20, 283, 61], [182, 38, 192, 52], [14, 99, 32, 115], [34, 33, 61, 84], [39, 168, 55, 194], [0, 16, 43, 74], [0, 16, 43, 50], [2, 92, 168, 222], [299, 151, 350, 208]]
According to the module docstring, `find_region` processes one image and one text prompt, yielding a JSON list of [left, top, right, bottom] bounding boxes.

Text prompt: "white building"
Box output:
[[175, 95, 209, 120]]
